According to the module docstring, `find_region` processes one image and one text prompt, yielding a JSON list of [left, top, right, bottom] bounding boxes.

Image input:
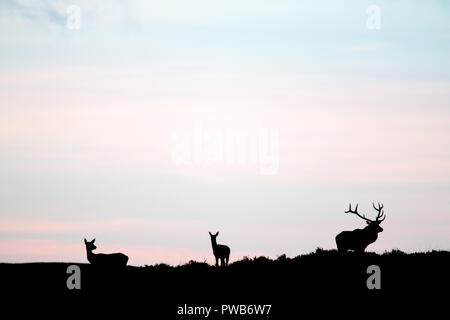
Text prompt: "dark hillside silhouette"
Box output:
[[2, 249, 449, 317]]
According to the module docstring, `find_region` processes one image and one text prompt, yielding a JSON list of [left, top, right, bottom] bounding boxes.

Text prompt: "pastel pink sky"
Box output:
[[1, 1, 449, 265]]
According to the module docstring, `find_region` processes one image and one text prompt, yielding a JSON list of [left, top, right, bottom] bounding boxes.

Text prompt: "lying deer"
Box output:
[[335, 202, 386, 252], [84, 238, 128, 267], [209, 232, 230, 267]]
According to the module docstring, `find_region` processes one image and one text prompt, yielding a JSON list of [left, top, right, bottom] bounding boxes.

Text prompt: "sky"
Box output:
[[0, 0, 449, 266]]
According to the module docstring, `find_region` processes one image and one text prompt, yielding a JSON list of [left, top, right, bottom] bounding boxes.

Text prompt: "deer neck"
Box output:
[[210, 239, 217, 250], [363, 226, 379, 239], [86, 248, 95, 263]]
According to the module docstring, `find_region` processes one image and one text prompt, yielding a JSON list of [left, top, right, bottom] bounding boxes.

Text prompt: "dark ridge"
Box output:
[[2, 249, 449, 317]]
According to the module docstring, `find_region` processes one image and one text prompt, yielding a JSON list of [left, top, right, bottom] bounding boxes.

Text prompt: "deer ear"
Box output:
[[215, 232, 219, 236], [84, 238, 87, 244], [92, 238, 96, 243], [209, 232, 212, 236]]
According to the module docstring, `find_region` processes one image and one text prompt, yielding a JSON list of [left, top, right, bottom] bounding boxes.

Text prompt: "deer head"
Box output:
[[209, 231, 219, 238], [84, 238, 97, 251], [345, 202, 386, 233], [209, 232, 219, 244]]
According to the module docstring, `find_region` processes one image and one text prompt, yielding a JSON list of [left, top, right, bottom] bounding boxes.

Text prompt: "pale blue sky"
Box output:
[[0, 1, 449, 265]]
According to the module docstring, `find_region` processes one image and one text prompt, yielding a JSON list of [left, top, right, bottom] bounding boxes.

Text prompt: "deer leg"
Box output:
[[215, 257, 219, 267]]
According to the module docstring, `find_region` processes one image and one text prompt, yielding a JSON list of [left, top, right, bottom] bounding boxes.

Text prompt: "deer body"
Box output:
[[336, 203, 386, 253], [209, 232, 230, 267], [336, 225, 380, 252], [84, 238, 128, 267]]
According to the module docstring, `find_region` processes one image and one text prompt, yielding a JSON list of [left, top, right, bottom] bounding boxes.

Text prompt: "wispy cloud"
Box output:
[[0, 0, 66, 26], [339, 43, 389, 53], [0, 218, 210, 235], [0, 238, 213, 265]]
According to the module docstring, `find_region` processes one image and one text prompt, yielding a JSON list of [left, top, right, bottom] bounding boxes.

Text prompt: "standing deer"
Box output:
[[84, 238, 129, 267], [335, 203, 386, 253], [209, 232, 230, 267]]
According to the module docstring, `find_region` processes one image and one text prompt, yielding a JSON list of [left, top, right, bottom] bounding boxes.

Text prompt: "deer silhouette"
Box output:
[[335, 203, 386, 253], [209, 232, 230, 267], [84, 238, 129, 267]]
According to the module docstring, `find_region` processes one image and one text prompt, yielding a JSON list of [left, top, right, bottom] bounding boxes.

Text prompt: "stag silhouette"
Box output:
[[335, 203, 386, 253], [84, 238, 128, 267], [209, 232, 230, 267]]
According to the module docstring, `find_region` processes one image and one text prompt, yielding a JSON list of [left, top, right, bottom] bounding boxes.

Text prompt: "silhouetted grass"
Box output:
[[132, 248, 449, 270]]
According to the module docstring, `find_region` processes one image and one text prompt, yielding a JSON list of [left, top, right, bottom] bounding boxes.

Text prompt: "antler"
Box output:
[[372, 202, 386, 222], [345, 203, 372, 222]]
